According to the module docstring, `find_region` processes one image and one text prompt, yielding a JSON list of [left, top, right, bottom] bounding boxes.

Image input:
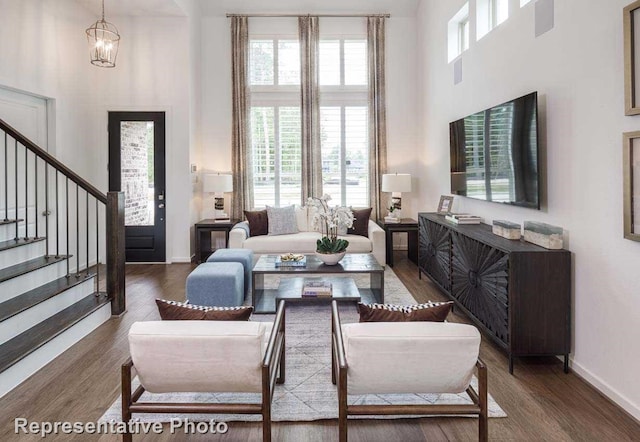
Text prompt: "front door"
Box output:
[[108, 112, 166, 262]]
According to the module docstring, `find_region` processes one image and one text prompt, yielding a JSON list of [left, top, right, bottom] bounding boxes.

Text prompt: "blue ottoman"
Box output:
[[186, 262, 244, 307], [206, 248, 254, 298]]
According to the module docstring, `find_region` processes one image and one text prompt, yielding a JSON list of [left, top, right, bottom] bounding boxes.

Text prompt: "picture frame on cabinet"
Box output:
[[437, 195, 454, 214], [623, 131, 640, 241], [624, 0, 640, 115]]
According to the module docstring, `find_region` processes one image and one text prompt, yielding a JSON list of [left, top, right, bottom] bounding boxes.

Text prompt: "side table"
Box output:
[[194, 219, 238, 263], [377, 218, 418, 268]]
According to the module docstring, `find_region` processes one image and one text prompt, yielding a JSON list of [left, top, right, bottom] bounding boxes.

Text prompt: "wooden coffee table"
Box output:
[[252, 253, 384, 314]]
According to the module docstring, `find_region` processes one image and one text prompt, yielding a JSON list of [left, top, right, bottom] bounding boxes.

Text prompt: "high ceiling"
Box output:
[[76, 0, 420, 18]]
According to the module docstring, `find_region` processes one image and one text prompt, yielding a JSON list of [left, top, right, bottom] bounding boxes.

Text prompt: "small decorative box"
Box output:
[[523, 221, 564, 249], [492, 220, 521, 240]]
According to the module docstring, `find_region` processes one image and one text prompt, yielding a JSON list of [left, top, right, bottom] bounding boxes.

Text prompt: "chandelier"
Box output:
[[85, 0, 120, 68]]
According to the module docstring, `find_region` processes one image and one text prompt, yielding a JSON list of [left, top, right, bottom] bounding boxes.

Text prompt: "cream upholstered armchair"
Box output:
[[331, 301, 487, 442], [121, 301, 286, 442]]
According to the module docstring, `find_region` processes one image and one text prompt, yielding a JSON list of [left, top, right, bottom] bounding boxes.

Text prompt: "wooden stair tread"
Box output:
[[0, 237, 46, 253], [0, 219, 22, 226], [0, 274, 96, 322], [0, 255, 69, 284], [0, 293, 109, 373]]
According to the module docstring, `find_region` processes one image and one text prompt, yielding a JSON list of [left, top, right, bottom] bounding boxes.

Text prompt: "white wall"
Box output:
[[198, 15, 421, 228], [417, 0, 640, 420], [0, 2, 194, 263], [0, 0, 100, 177], [91, 16, 192, 262]]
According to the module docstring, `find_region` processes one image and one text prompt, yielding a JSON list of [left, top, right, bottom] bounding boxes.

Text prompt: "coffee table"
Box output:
[[252, 253, 384, 314]]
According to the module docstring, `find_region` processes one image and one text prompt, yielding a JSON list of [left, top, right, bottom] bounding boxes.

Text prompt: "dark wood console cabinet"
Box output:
[[418, 213, 571, 374]]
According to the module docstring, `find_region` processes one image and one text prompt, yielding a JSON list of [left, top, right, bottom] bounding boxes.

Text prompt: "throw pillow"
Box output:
[[358, 301, 453, 322], [266, 205, 299, 236], [156, 299, 253, 321], [347, 207, 372, 237], [244, 210, 268, 236]]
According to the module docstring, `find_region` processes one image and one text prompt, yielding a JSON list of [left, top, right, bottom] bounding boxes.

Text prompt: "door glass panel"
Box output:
[[121, 121, 155, 226]]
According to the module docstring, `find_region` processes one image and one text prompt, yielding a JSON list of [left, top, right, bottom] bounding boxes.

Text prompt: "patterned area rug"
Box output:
[[100, 268, 506, 422]]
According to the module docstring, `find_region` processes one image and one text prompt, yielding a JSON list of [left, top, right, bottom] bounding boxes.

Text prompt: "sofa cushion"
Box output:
[[129, 320, 271, 393], [156, 299, 253, 321], [244, 232, 373, 254], [358, 301, 453, 322], [348, 207, 373, 237], [295, 205, 308, 231], [244, 210, 268, 236], [267, 205, 299, 236], [341, 322, 480, 395]]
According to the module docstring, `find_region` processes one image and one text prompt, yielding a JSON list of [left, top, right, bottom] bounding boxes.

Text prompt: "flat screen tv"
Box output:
[[449, 92, 540, 209]]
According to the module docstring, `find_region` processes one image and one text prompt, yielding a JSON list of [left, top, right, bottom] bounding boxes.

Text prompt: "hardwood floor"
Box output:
[[1, 253, 639, 441]]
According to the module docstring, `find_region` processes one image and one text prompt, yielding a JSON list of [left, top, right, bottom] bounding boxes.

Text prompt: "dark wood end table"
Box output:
[[194, 219, 238, 263], [377, 218, 418, 267]]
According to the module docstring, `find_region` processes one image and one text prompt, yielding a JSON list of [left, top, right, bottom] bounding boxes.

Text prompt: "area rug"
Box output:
[[100, 268, 506, 422]]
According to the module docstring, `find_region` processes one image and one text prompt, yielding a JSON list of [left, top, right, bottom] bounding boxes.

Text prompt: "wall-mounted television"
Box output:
[[449, 92, 540, 209]]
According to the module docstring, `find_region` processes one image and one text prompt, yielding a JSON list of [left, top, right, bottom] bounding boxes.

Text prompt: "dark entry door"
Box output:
[[108, 112, 166, 262]]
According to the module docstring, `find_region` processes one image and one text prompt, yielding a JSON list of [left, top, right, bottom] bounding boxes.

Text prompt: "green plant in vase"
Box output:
[[307, 195, 354, 264]]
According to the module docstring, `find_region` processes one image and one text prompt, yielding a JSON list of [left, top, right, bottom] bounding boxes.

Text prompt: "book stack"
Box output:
[[275, 253, 306, 267], [302, 279, 333, 297], [384, 215, 400, 223], [445, 213, 482, 224]]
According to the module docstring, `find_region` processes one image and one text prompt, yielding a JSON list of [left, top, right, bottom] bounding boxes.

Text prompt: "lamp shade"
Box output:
[[381, 173, 412, 193], [203, 174, 233, 193]]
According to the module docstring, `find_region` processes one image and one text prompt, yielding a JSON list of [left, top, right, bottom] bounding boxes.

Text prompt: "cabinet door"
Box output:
[[418, 217, 451, 291], [451, 232, 509, 344]]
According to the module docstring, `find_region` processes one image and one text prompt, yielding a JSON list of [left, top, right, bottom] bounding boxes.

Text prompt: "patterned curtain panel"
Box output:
[[231, 16, 253, 219], [368, 16, 388, 221], [299, 16, 323, 202]]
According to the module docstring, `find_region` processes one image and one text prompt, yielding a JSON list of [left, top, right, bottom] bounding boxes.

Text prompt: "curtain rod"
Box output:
[[226, 13, 391, 18]]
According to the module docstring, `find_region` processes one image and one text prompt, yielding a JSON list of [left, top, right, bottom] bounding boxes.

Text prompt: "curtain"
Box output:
[[299, 16, 323, 202], [368, 16, 388, 221], [231, 16, 253, 219]]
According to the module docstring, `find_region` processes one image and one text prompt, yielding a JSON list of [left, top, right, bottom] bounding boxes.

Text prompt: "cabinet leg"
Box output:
[[564, 354, 569, 374], [418, 269, 422, 280], [509, 355, 514, 375]]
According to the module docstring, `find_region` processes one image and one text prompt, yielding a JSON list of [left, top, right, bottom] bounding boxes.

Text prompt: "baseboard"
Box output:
[[171, 257, 193, 263], [570, 357, 640, 423]]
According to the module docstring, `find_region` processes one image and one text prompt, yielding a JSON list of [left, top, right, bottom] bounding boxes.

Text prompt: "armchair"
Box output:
[[121, 300, 286, 442], [331, 301, 487, 441]]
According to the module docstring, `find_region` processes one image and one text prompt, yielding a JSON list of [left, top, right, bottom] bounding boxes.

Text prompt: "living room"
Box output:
[[0, 0, 639, 440]]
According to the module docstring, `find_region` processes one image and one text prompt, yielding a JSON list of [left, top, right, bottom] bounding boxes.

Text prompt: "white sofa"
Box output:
[[229, 206, 386, 266]]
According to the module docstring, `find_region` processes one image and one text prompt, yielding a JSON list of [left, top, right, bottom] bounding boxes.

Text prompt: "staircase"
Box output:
[[0, 118, 125, 398]]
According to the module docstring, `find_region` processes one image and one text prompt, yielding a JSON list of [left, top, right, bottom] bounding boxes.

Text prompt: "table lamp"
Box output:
[[381, 173, 412, 219], [203, 173, 233, 221]]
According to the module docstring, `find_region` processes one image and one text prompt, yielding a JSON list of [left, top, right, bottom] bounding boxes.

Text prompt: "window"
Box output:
[[319, 38, 369, 207], [458, 18, 470, 54], [477, 0, 508, 40], [448, 3, 470, 62], [249, 38, 302, 208], [248, 36, 370, 208]]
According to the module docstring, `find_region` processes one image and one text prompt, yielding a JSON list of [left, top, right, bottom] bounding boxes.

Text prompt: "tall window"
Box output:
[[458, 18, 470, 53], [319, 39, 369, 207], [248, 36, 370, 208], [249, 39, 302, 207]]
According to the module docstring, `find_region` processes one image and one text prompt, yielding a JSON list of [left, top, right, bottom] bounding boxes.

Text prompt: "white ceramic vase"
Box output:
[[315, 251, 346, 266]]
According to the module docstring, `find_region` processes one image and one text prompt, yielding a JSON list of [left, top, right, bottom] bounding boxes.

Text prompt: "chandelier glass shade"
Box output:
[[85, 0, 120, 68]]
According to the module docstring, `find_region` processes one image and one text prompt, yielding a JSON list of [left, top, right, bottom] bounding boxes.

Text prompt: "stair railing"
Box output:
[[0, 118, 125, 315]]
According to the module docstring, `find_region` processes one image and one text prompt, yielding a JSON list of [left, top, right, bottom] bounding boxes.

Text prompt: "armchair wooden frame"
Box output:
[[331, 301, 488, 442], [121, 300, 286, 442]]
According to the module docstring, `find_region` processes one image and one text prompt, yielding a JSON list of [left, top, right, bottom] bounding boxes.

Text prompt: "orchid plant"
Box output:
[[307, 194, 354, 254]]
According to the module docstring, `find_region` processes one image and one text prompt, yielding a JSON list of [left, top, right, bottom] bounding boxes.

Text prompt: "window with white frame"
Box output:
[[448, 3, 470, 62], [249, 38, 302, 208], [319, 38, 369, 207], [477, 0, 508, 40]]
